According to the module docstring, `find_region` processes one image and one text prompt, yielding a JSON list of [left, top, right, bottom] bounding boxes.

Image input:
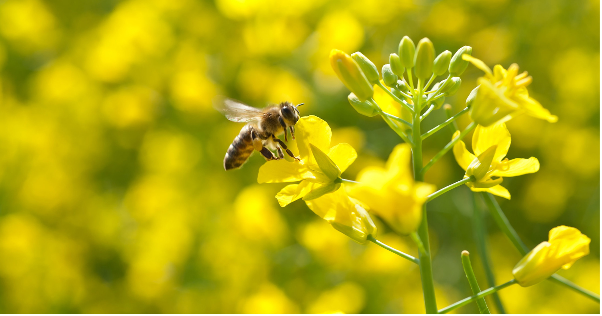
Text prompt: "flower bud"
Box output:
[[397, 80, 410, 93], [430, 95, 445, 110], [398, 36, 416, 68], [445, 77, 462, 96], [449, 46, 473, 76], [466, 86, 479, 108], [433, 50, 452, 76], [351, 52, 380, 84], [389, 53, 405, 77], [414, 38, 435, 80], [513, 226, 590, 287], [348, 93, 378, 117], [381, 64, 397, 87], [330, 49, 374, 101], [330, 204, 377, 244]]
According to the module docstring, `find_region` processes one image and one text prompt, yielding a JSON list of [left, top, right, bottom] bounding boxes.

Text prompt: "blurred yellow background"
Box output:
[[0, 0, 598, 313]]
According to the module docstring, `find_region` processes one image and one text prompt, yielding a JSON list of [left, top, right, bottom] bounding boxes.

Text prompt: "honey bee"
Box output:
[[215, 98, 303, 170]]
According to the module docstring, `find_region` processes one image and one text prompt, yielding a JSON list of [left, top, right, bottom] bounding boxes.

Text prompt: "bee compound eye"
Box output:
[[281, 106, 293, 120]]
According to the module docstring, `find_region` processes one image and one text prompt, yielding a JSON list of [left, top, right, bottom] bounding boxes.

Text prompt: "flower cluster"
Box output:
[[253, 35, 594, 310]]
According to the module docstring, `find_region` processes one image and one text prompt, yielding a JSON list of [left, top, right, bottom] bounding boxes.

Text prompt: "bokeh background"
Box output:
[[0, 0, 598, 313]]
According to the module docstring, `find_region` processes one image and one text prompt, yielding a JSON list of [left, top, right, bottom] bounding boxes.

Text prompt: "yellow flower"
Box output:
[[453, 122, 539, 199], [513, 226, 590, 287], [349, 144, 435, 235], [258, 115, 376, 243], [306, 187, 377, 244], [330, 49, 374, 101], [462, 55, 558, 127], [258, 115, 357, 204]]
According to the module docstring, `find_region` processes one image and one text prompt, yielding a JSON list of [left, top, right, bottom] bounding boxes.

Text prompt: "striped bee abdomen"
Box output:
[[224, 125, 255, 170]]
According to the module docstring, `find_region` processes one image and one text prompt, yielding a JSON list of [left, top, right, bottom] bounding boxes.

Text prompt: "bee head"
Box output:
[[280, 101, 302, 126]]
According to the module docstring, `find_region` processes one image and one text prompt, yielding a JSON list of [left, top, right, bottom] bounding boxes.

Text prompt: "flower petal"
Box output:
[[296, 115, 332, 162], [491, 157, 540, 177], [462, 55, 493, 76], [471, 185, 511, 199], [385, 143, 414, 185], [328, 143, 357, 173], [513, 93, 558, 123], [275, 180, 315, 207], [452, 130, 476, 171], [258, 160, 314, 183], [472, 123, 511, 162], [305, 186, 353, 220]]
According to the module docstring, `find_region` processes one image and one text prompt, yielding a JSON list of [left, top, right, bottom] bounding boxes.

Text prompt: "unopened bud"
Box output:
[[446, 77, 462, 96], [389, 53, 405, 77], [449, 46, 473, 76], [382, 64, 397, 87], [348, 92, 378, 117], [397, 80, 410, 93], [414, 38, 435, 80], [398, 36, 416, 68], [330, 49, 374, 101], [351, 52, 380, 84], [467, 145, 497, 181], [433, 50, 452, 76], [466, 86, 479, 108]]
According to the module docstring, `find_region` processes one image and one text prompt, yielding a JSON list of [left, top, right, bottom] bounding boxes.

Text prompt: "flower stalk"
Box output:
[[438, 279, 517, 314]]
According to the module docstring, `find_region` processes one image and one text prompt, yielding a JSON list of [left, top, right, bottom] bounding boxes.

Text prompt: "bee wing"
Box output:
[[214, 97, 264, 123]]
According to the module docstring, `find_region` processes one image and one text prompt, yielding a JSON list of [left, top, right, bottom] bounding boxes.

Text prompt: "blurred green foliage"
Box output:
[[0, 0, 598, 313]]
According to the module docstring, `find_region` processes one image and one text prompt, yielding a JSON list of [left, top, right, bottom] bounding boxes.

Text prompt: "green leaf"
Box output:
[[302, 182, 341, 201], [310, 143, 341, 180]]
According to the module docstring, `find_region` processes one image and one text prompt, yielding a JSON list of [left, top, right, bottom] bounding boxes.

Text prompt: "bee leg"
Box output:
[[276, 146, 284, 159], [250, 129, 263, 152], [259, 146, 277, 161], [273, 137, 301, 162], [289, 126, 295, 140]]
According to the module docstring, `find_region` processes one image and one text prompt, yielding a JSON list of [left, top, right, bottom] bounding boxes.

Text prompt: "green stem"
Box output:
[[422, 121, 476, 174], [426, 74, 450, 103], [461, 251, 490, 314], [407, 68, 415, 91], [438, 280, 517, 314], [472, 194, 506, 313], [481, 193, 601, 303], [444, 105, 461, 132], [424, 74, 436, 91], [411, 232, 427, 256], [411, 88, 438, 314], [420, 104, 435, 121], [367, 235, 419, 264], [426, 176, 474, 202], [369, 99, 413, 146], [422, 107, 469, 140], [376, 82, 414, 112], [381, 111, 412, 127]]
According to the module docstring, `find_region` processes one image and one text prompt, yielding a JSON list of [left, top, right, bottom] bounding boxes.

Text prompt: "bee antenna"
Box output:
[[295, 103, 304, 108]]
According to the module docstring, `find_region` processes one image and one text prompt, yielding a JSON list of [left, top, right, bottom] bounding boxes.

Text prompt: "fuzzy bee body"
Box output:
[[215, 98, 302, 171]]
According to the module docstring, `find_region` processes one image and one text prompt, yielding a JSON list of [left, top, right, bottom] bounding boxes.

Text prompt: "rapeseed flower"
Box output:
[[258, 115, 376, 243], [463, 55, 558, 126], [349, 144, 435, 235], [453, 122, 539, 199], [513, 226, 590, 287]]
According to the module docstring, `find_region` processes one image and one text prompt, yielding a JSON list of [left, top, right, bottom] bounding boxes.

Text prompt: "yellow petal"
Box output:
[[305, 186, 354, 220], [452, 130, 476, 171], [414, 182, 437, 201], [275, 180, 315, 207], [385, 143, 413, 184], [296, 116, 332, 162], [462, 55, 493, 76], [328, 143, 357, 173], [471, 185, 511, 199], [491, 157, 539, 177], [469, 78, 519, 126], [513, 93, 558, 123], [258, 160, 314, 183], [355, 167, 388, 191], [472, 123, 511, 162]]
